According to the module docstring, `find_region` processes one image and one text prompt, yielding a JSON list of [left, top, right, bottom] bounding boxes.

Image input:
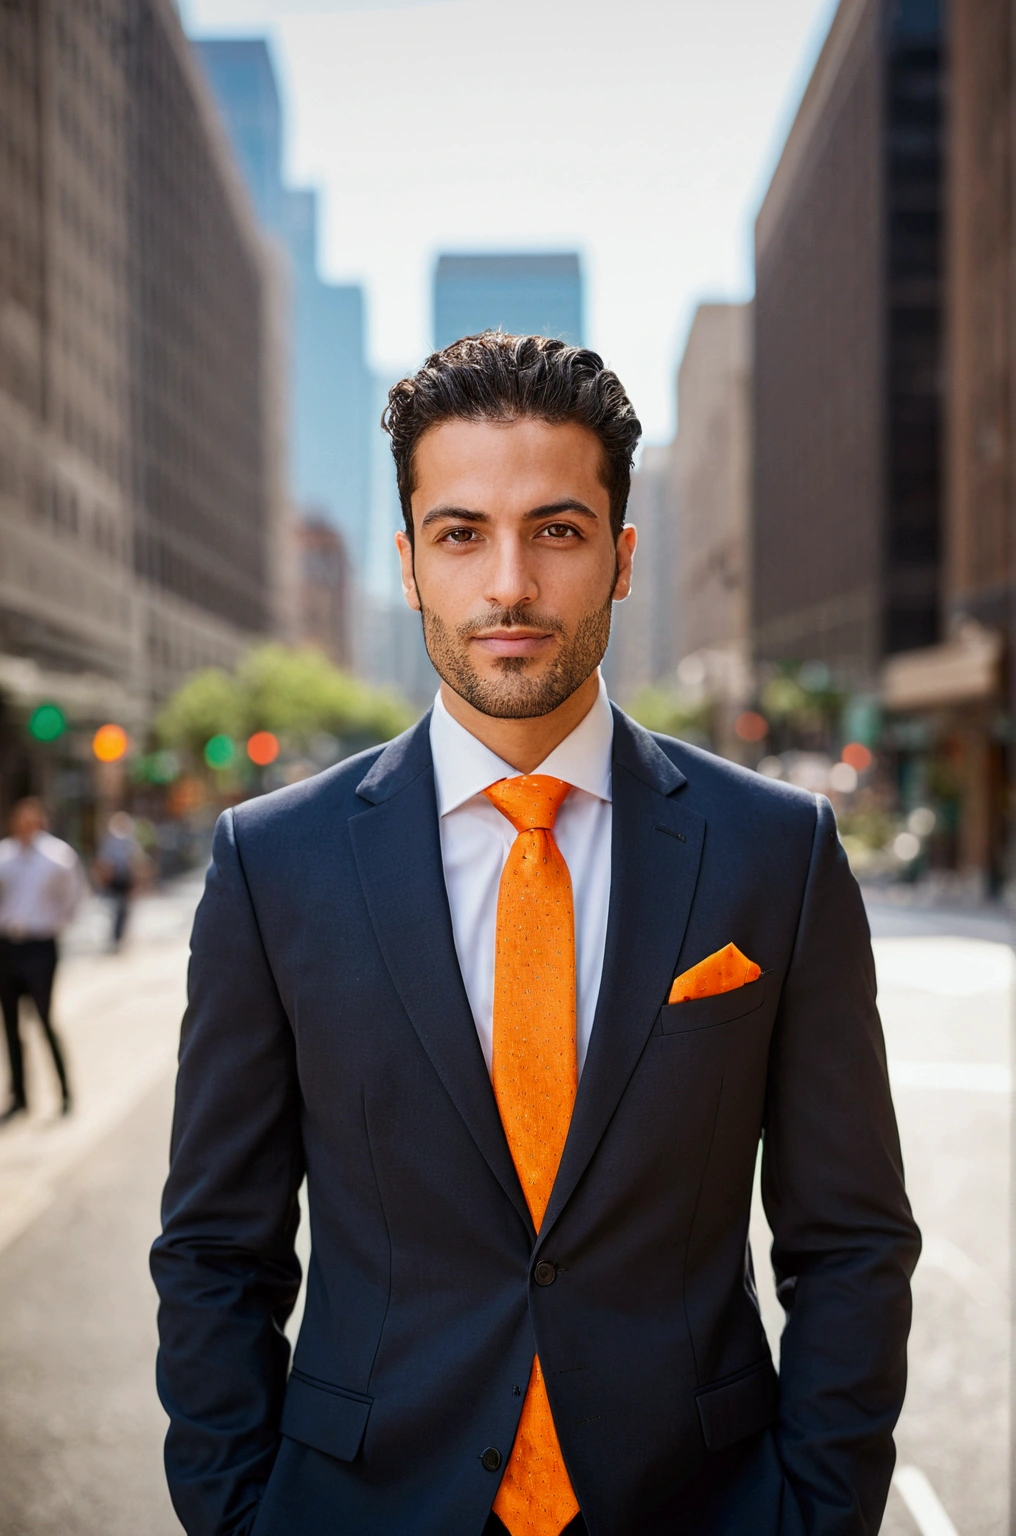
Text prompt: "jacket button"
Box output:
[[481, 1446, 502, 1471], [534, 1260, 557, 1286]]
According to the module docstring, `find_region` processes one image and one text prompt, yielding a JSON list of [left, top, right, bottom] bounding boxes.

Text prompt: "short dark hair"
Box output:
[[382, 332, 642, 543]]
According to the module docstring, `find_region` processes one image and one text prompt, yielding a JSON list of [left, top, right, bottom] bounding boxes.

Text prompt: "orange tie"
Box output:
[[482, 774, 581, 1536]]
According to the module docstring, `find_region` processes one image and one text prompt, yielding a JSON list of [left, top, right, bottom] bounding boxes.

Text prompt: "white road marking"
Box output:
[[893, 1466, 960, 1536], [888, 1061, 1010, 1093]]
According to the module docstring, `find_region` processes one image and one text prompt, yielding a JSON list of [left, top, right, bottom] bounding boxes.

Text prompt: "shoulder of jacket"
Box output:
[[229, 740, 390, 838]]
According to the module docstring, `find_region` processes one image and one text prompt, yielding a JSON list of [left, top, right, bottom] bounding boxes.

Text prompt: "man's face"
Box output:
[[397, 417, 636, 719], [10, 802, 44, 843]]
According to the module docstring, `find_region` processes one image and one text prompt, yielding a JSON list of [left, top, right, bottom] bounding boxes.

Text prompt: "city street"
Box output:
[[0, 879, 1009, 1536]]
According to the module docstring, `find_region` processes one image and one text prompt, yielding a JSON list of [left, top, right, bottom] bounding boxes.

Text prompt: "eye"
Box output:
[[539, 522, 580, 539], [440, 527, 478, 544]]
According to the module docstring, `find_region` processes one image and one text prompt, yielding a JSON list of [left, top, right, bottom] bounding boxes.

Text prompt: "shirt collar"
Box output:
[[430, 671, 614, 817]]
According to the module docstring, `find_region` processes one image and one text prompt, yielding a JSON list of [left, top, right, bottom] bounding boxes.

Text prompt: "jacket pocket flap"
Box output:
[[695, 1360, 778, 1452], [280, 1370, 372, 1462], [660, 972, 770, 1034]]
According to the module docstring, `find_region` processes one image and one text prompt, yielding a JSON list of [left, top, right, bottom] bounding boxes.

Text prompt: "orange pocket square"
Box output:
[[668, 942, 761, 1004]]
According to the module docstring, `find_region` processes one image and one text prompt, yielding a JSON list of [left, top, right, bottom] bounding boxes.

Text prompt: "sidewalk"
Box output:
[[862, 880, 1015, 944], [0, 877, 203, 1257]]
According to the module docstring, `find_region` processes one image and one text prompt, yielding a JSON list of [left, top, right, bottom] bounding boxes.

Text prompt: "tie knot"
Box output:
[[483, 774, 572, 833]]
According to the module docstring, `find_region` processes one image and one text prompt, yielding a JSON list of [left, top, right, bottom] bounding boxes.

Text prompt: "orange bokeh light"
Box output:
[[93, 723, 128, 763], [247, 730, 280, 767], [841, 741, 873, 773], [734, 711, 769, 743]]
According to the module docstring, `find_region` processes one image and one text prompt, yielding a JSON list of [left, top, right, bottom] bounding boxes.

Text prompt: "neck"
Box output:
[[440, 670, 601, 775]]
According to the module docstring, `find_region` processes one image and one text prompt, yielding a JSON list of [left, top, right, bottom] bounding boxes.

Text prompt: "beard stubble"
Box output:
[[419, 588, 615, 720]]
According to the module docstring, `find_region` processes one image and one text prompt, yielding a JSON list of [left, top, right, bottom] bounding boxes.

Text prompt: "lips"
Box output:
[[471, 631, 556, 658]]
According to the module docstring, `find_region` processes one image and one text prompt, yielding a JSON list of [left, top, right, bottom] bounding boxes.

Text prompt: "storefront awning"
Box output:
[[0, 654, 140, 727], [880, 625, 1003, 712]]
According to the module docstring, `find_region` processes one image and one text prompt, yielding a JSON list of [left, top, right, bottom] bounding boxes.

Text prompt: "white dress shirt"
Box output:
[[429, 672, 613, 1079], [0, 831, 86, 939]]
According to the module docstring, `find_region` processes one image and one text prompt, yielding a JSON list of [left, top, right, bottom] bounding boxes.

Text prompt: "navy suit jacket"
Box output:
[[152, 708, 919, 1536]]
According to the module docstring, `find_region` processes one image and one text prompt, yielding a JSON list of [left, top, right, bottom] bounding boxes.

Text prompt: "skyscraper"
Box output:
[[433, 254, 584, 350], [195, 39, 372, 557], [0, 0, 284, 817], [753, 0, 946, 685], [753, 0, 1016, 885]]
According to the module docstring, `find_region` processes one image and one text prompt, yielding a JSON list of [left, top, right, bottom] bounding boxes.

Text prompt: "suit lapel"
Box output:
[[349, 717, 533, 1236], [539, 710, 705, 1238]]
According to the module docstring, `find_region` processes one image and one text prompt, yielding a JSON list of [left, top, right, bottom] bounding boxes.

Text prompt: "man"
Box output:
[[153, 334, 919, 1536], [94, 811, 146, 950], [0, 796, 85, 1121]]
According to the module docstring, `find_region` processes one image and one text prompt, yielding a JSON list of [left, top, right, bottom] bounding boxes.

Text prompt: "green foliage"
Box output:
[[626, 686, 712, 742], [759, 660, 847, 746], [236, 645, 412, 748], [156, 645, 416, 764], [156, 667, 244, 761], [836, 806, 895, 852]]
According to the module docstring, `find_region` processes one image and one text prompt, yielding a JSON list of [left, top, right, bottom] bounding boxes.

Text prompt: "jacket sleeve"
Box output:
[[761, 796, 921, 1535], [151, 809, 304, 1536]]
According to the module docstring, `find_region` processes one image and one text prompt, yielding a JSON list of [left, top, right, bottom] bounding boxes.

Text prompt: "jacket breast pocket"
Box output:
[[280, 1367, 373, 1462], [658, 972, 771, 1035]]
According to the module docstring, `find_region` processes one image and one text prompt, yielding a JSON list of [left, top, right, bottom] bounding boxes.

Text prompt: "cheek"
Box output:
[[414, 550, 486, 620], [537, 545, 616, 606]]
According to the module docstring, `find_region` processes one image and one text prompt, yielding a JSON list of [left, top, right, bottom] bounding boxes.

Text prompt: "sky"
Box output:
[[181, 0, 838, 442]]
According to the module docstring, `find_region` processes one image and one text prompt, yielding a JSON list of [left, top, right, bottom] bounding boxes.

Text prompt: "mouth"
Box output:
[[469, 629, 557, 659]]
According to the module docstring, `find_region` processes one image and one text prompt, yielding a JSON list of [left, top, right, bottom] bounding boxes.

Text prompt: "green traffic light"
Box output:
[[204, 734, 235, 770], [28, 703, 67, 742]]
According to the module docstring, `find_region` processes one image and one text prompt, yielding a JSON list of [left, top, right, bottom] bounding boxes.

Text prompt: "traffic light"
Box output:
[[204, 734, 235, 770], [93, 723, 128, 762], [247, 731, 280, 766], [28, 703, 67, 742]]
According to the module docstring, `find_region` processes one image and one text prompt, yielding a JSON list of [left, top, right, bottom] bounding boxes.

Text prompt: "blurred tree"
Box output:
[[156, 667, 245, 762], [758, 661, 847, 752], [156, 645, 415, 766], [237, 645, 412, 749], [627, 686, 712, 745]]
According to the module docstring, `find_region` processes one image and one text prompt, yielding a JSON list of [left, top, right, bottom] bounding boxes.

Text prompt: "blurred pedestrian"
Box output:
[[94, 811, 145, 950], [0, 797, 85, 1122]]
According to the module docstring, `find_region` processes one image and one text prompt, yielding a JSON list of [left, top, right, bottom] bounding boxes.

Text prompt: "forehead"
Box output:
[[410, 417, 609, 515]]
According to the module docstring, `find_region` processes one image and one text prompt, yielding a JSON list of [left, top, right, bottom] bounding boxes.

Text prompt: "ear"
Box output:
[[612, 524, 637, 601], [395, 530, 421, 612]]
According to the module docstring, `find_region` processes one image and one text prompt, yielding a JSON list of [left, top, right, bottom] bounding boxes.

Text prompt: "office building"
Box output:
[[753, 0, 946, 688], [196, 39, 372, 556], [433, 254, 584, 350], [603, 447, 675, 704], [0, 0, 283, 819], [753, 0, 1016, 884], [293, 516, 352, 669], [605, 303, 752, 745], [672, 304, 753, 703]]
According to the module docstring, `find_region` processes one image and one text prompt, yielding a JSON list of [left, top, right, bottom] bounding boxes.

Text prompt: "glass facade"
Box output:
[[433, 254, 584, 350]]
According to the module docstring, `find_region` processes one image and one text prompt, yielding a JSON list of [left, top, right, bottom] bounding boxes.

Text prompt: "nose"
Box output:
[[483, 531, 538, 613]]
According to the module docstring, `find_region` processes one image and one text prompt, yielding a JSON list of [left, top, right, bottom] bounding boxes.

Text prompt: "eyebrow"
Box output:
[[419, 498, 600, 530]]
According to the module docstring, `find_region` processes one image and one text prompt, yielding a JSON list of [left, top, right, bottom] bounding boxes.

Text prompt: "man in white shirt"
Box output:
[[154, 332, 918, 1536], [0, 797, 85, 1120]]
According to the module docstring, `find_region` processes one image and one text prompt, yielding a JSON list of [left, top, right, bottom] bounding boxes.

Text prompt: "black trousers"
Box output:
[[484, 1517, 586, 1534], [0, 937, 69, 1107]]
